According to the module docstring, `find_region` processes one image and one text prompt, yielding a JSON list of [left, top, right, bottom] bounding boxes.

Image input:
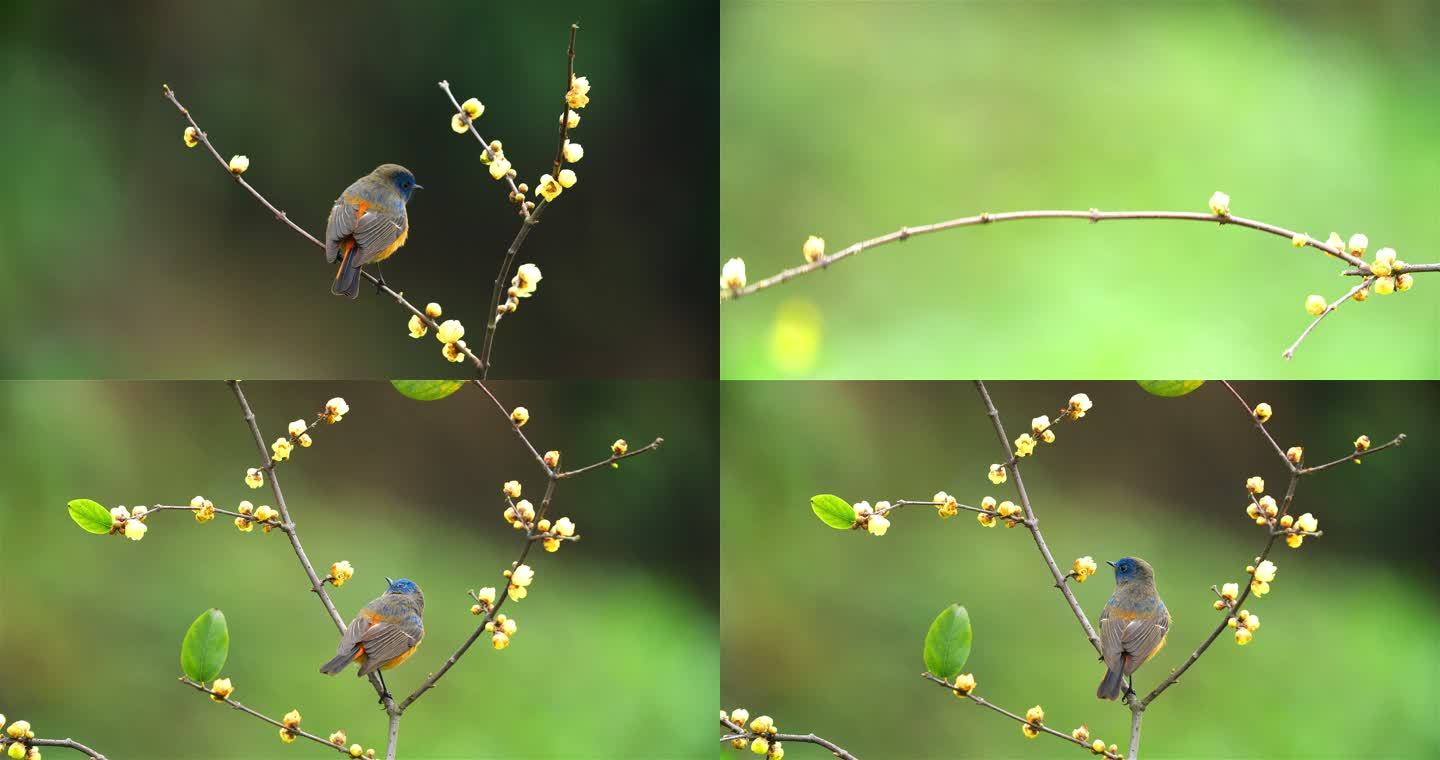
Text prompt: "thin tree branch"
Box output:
[[470, 379, 551, 471], [1217, 381, 1293, 469], [437, 80, 529, 212], [478, 202, 549, 379], [1282, 277, 1373, 360], [1127, 709, 1143, 760], [178, 677, 353, 755], [719, 717, 858, 760], [162, 85, 485, 373], [921, 674, 1121, 759], [0, 737, 109, 760], [555, 438, 665, 479], [226, 381, 399, 724], [1298, 434, 1406, 475], [723, 209, 1369, 300], [550, 24, 579, 178], [973, 381, 1102, 655], [1343, 262, 1440, 275]]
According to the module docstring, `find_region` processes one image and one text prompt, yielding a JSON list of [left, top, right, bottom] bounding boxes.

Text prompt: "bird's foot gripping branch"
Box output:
[[720, 193, 1439, 360], [725, 380, 1405, 760]]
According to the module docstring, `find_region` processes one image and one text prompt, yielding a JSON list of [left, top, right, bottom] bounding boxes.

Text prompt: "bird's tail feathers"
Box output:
[[319, 649, 358, 675], [1096, 667, 1124, 700], [332, 243, 362, 299]]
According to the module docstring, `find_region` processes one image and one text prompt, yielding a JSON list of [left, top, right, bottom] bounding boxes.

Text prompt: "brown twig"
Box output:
[[437, 80, 529, 212], [719, 716, 858, 760], [724, 209, 1368, 300], [550, 24, 579, 178], [178, 677, 355, 755], [973, 381, 1102, 655], [0, 737, 108, 760], [921, 674, 1121, 760], [555, 438, 665, 479], [226, 381, 401, 759], [1282, 277, 1374, 360]]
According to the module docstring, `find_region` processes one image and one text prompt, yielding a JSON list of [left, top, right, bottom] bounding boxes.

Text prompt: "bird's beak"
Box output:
[[412, 183, 424, 190], [1105, 560, 1117, 568], [385, 576, 394, 585]]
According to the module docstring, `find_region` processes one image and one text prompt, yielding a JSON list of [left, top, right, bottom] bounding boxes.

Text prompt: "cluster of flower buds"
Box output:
[[995, 394, 1090, 472], [429, 318, 468, 363], [108, 505, 150, 541], [501, 482, 579, 553], [1071, 556, 1098, 583], [1020, 704, 1044, 739], [271, 414, 316, 462], [1247, 559, 1277, 598], [851, 501, 892, 536], [975, 496, 1023, 529], [277, 709, 301, 744], [530, 75, 590, 203], [1069, 724, 1117, 757], [501, 263, 543, 315], [485, 613, 519, 650], [2, 716, 41, 760], [504, 563, 535, 601], [1227, 607, 1261, 645], [721, 709, 785, 759], [231, 501, 280, 534]]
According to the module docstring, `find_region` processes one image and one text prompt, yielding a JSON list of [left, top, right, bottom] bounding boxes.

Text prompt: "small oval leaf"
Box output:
[[923, 604, 972, 679], [68, 498, 115, 534], [810, 494, 857, 530], [181, 608, 230, 682], [391, 379, 466, 401], [1137, 380, 1205, 397]]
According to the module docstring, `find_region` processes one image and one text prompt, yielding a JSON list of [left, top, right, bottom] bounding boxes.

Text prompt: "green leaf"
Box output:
[[181, 608, 230, 682], [68, 498, 115, 534], [810, 494, 857, 529], [1137, 380, 1205, 397], [391, 379, 466, 401], [923, 604, 972, 679]]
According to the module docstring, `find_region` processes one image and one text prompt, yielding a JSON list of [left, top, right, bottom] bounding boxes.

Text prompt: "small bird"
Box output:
[[324, 164, 421, 299], [320, 577, 425, 701], [1097, 557, 1169, 701]]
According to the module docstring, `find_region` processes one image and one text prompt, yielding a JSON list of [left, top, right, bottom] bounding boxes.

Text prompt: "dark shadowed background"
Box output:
[[1, 0, 717, 379], [722, 381, 1440, 758], [0, 380, 716, 758]]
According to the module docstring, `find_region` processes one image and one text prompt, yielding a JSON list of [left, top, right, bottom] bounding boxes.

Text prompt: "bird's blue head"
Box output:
[[373, 163, 422, 201], [1107, 557, 1155, 585], [384, 577, 421, 595]]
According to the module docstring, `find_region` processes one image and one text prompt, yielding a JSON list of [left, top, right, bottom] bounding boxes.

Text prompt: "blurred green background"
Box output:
[[720, 2, 1440, 379], [722, 381, 1440, 757], [0, 0, 716, 379], [0, 380, 716, 758]]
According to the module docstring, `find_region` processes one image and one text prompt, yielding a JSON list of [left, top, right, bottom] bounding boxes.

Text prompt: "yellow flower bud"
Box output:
[[450, 113, 469, 134], [1304, 294, 1327, 317], [6, 722, 30, 740], [488, 157, 512, 181], [1021, 724, 1039, 739], [1397, 273, 1415, 292], [210, 678, 234, 701], [228, 155, 249, 174], [183, 126, 200, 148], [436, 320, 465, 345], [953, 672, 976, 694], [329, 730, 347, 747], [1245, 476, 1264, 494], [461, 97, 484, 120], [1069, 393, 1094, 415], [7, 743, 23, 760], [1025, 705, 1045, 724], [491, 631, 511, 650], [1286, 446, 1302, 464], [721, 258, 747, 290], [730, 708, 750, 727], [562, 140, 584, 163], [282, 709, 301, 730], [124, 518, 148, 541], [325, 397, 349, 423], [1291, 232, 1307, 247], [1208, 190, 1230, 216], [988, 464, 1007, 484], [407, 314, 427, 338], [1285, 534, 1304, 548], [535, 174, 563, 201], [557, 169, 577, 188], [271, 437, 293, 462], [1296, 512, 1318, 532], [1092, 739, 1107, 754], [802, 235, 826, 264], [1374, 276, 1395, 295], [1347, 233, 1368, 256], [1354, 435, 1370, 451], [245, 468, 264, 489], [1235, 626, 1253, 645], [503, 480, 522, 499], [750, 737, 770, 755], [330, 561, 354, 586], [476, 586, 497, 605], [349, 744, 364, 758], [866, 513, 890, 536], [562, 109, 580, 128], [976, 512, 996, 528], [544, 450, 560, 469], [511, 407, 530, 426]]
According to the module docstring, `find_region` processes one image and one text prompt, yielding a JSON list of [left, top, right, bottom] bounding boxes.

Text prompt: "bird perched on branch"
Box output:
[[320, 576, 425, 701], [325, 164, 421, 298], [1097, 557, 1169, 701]]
